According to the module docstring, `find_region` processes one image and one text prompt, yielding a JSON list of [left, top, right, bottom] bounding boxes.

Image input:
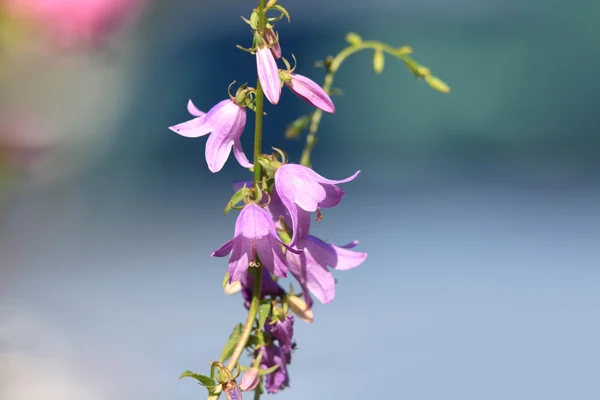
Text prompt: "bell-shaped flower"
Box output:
[[256, 46, 281, 105], [169, 99, 252, 173], [284, 73, 335, 113], [212, 203, 299, 282], [258, 344, 289, 394], [265, 315, 295, 363], [274, 164, 360, 245], [286, 236, 367, 306]]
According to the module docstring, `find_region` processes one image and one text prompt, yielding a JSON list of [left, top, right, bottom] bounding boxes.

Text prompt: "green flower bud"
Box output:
[[345, 32, 362, 45], [425, 75, 451, 93], [373, 48, 384, 74]]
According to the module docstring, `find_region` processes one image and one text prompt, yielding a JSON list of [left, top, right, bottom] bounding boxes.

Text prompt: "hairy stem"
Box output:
[[299, 41, 413, 167], [225, 0, 267, 373]]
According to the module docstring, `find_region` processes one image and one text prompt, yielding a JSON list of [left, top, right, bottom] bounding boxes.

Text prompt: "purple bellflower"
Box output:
[[212, 203, 299, 282], [274, 164, 360, 245], [169, 99, 252, 173], [258, 343, 289, 394], [285, 73, 335, 113], [256, 46, 282, 105], [286, 236, 367, 307]]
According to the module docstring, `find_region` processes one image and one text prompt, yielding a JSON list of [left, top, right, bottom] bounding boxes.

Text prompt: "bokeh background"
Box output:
[[1, 0, 599, 399]]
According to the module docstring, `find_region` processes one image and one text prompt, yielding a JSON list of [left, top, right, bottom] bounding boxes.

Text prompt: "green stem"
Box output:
[[225, 265, 263, 371], [224, 0, 267, 373], [299, 41, 413, 167]]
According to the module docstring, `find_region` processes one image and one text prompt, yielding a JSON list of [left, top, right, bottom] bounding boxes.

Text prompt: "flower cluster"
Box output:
[[170, 1, 368, 397]]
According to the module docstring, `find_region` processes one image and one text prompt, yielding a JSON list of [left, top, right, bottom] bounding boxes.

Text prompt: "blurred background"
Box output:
[[1, 0, 599, 399]]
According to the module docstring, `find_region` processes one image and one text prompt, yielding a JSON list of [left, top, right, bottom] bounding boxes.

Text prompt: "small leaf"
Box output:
[[373, 48, 384, 74], [179, 370, 216, 387], [225, 186, 248, 215], [284, 114, 311, 139], [345, 32, 362, 45], [257, 301, 272, 331], [425, 75, 451, 93], [258, 364, 280, 376], [269, 4, 290, 22], [219, 324, 243, 362]]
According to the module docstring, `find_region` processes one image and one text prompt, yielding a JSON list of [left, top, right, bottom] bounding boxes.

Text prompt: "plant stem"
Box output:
[[226, 265, 263, 371], [299, 41, 413, 167], [252, 0, 267, 185], [225, 0, 267, 373]]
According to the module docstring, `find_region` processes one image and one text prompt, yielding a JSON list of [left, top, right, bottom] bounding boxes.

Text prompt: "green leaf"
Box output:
[[269, 5, 290, 22], [257, 301, 272, 331], [219, 324, 243, 362], [225, 186, 248, 215], [258, 364, 279, 376], [179, 370, 215, 387]]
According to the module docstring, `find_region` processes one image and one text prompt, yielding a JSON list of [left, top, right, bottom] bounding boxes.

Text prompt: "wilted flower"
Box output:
[[256, 46, 281, 105], [284, 73, 335, 113], [286, 236, 367, 306], [258, 344, 289, 394], [212, 203, 299, 282], [238, 367, 260, 392], [265, 28, 282, 59], [169, 99, 252, 173], [265, 315, 294, 363], [274, 164, 360, 245]]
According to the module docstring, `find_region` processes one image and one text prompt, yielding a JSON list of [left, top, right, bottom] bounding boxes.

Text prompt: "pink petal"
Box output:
[[285, 73, 335, 113], [256, 47, 281, 105], [187, 100, 205, 117]]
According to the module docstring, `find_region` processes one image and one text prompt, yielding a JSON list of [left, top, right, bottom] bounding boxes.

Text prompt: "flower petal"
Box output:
[[286, 248, 335, 304], [232, 139, 253, 169], [187, 100, 205, 117], [212, 239, 235, 257], [285, 73, 335, 113], [256, 47, 281, 105], [203, 101, 246, 172], [168, 116, 211, 138], [229, 237, 252, 282], [256, 236, 287, 278], [305, 235, 366, 271]]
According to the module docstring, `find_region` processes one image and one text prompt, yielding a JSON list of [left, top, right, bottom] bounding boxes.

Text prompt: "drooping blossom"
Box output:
[[256, 46, 281, 105], [212, 203, 299, 282], [258, 343, 289, 394], [265, 315, 295, 363], [265, 28, 282, 59], [169, 99, 252, 173], [240, 268, 285, 308], [286, 236, 367, 307], [284, 73, 335, 113], [3, 0, 145, 48], [274, 164, 360, 245]]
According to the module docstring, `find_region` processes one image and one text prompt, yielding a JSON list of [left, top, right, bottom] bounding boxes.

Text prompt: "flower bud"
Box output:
[[238, 368, 260, 391], [373, 48, 384, 74], [224, 280, 242, 295], [345, 32, 362, 46], [425, 75, 451, 93], [286, 294, 313, 323]]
